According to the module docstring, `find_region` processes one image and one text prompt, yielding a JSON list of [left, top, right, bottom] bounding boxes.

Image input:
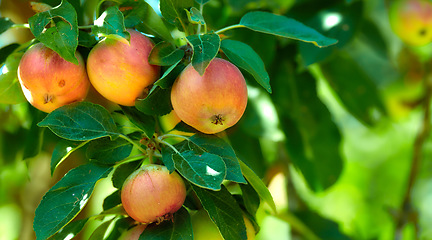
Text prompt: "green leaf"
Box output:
[[33, 164, 112, 240], [298, 2, 362, 66], [89, 220, 114, 240], [240, 182, 260, 217], [0, 43, 19, 65], [173, 150, 226, 190], [105, 218, 134, 240], [160, 0, 194, 29], [239, 11, 337, 47], [38, 102, 119, 141], [173, 121, 198, 134], [28, 0, 79, 64], [78, 30, 98, 48], [92, 6, 130, 40], [138, 207, 193, 240], [161, 145, 176, 172], [0, 17, 14, 34], [149, 41, 185, 66], [121, 0, 174, 42], [185, 7, 205, 25], [50, 218, 89, 240], [154, 61, 185, 89], [120, 106, 156, 138], [186, 33, 221, 75], [189, 133, 246, 184], [135, 86, 172, 116], [191, 184, 247, 240], [294, 210, 351, 240], [320, 52, 386, 126], [239, 160, 276, 213], [112, 160, 141, 189], [86, 137, 133, 165], [50, 140, 85, 175], [0, 52, 25, 104], [103, 190, 121, 210], [23, 109, 46, 160], [271, 65, 343, 191], [221, 39, 271, 93]]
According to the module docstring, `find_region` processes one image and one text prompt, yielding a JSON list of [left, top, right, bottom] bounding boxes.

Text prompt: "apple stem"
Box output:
[[159, 139, 181, 155], [147, 148, 154, 164], [113, 154, 146, 168], [78, 25, 94, 29], [215, 24, 245, 35], [118, 134, 147, 154]]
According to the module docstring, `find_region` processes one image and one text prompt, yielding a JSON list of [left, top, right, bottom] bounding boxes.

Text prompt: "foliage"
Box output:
[[1, 0, 432, 240]]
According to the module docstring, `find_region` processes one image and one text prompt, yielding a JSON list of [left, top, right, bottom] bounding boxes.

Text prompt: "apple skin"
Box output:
[[86, 29, 160, 106], [389, 0, 432, 46], [121, 164, 186, 224], [171, 58, 248, 134], [118, 225, 146, 240], [17, 43, 90, 113], [191, 210, 256, 240]]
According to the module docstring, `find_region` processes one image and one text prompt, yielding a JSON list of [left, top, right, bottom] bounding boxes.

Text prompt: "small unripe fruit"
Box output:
[[389, 0, 432, 46], [121, 164, 186, 224], [191, 210, 256, 240], [118, 225, 146, 240], [87, 29, 160, 106], [17, 43, 90, 113], [171, 58, 248, 134]]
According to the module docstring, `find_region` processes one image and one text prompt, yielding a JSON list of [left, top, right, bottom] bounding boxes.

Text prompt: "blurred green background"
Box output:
[[1, 0, 432, 239]]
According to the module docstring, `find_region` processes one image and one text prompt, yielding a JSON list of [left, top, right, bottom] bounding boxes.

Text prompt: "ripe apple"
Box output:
[[17, 43, 90, 113], [170, 58, 248, 134], [191, 210, 256, 240], [121, 164, 186, 224], [389, 0, 432, 46], [118, 224, 146, 240], [86, 29, 160, 106]]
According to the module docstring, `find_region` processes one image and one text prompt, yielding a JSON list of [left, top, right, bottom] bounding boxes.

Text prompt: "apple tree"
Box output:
[[1, 0, 432, 239]]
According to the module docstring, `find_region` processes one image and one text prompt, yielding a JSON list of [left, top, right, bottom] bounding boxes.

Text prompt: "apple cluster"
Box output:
[[17, 29, 248, 134], [17, 28, 250, 237]]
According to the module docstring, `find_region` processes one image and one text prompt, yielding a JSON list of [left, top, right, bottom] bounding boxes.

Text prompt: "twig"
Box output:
[[395, 65, 432, 238]]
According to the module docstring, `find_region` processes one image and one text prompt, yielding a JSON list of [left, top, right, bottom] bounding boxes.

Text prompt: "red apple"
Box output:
[[170, 58, 248, 134], [87, 29, 160, 106], [17, 43, 90, 113], [121, 164, 186, 224]]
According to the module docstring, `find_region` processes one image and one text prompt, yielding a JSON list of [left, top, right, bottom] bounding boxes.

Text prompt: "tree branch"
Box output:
[[395, 66, 432, 239]]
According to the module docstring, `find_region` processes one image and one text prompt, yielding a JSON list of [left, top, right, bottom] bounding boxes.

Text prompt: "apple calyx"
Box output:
[[211, 114, 225, 125]]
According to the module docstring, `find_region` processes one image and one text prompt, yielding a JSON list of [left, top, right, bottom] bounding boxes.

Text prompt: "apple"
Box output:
[[389, 0, 432, 46], [121, 164, 186, 224], [191, 210, 256, 240], [86, 29, 160, 106], [170, 58, 248, 134], [17, 43, 90, 113]]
